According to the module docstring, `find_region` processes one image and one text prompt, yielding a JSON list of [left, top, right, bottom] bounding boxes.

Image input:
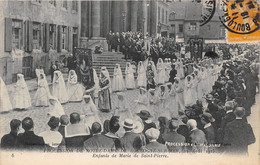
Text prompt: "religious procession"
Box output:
[[0, 0, 259, 156]]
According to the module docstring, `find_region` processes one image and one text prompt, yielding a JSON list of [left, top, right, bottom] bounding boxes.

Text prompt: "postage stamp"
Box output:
[[219, 0, 260, 42]]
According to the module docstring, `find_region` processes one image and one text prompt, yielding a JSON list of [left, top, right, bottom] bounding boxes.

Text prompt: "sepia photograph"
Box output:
[[0, 0, 259, 165]]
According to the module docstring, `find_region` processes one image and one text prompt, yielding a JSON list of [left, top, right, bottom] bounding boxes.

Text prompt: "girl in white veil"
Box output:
[[134, 87, 149, 114], [157, 84, 170, 118], [165, 58, 171, 83], [137, 61, 147, 88], [48, 96, 65, 118], [148, 61, 157, 83], [67, 70, 83, 102], [184, 75, 193, 106], [112, 64, 125, 92], [34, 73, 49, 107], [82, 95, 102, 129], [125, 62, 135, 89], [156, 58, 165, 84], [52, 70, 69, 104], [0, 77, 12, 112], [173, 77, 185, 114], [13, 74, 31, 109], [191, 73, 198, 104]]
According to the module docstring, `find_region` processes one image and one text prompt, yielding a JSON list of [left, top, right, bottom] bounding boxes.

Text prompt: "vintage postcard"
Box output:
[[0, 0, 259, 165]]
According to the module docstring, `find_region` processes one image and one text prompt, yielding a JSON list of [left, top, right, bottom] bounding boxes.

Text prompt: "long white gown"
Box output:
[[93, 68, 100, 99], [184, 76, 193, 106], [0, 77, 12, 112], [165, 59, 171, 83], [137, 61, 147, 88], [135, 88, 149, 113], [148, 89, 160, 121], [191, 75, 198, 104], [81, 95, 102, 129], [148, 61, 158, 84], [13, 74, 32, 109], [112, 64, 125, 92], [48, 96, 65, 118], [156, 58, 165, 84], [173, 77, 185, 113], [125, 62, 135, 89], [33, 74, 49, 107], [157, 85, 171, 119], [67, 70, 84, 102], [52, 71, 69, 104], [167, 83, 178, 117]]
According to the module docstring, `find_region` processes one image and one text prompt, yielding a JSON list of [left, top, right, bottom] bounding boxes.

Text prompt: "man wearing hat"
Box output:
[[136, 110, 156, 134], [162, 119, 185, 152], [205, 94, 222, 130], [223, 107, 255, 154], [142, 128, 168, 152], [200, 112, 216, 144], [120, 118, 142, 152]]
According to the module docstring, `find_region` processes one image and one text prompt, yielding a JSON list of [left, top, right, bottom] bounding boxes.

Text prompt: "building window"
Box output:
[[61, 26, 67, 50], [12, 20, 22, 50], [32, 22, 41, 50], [179, 24, 183, 33], [49, 0, 56, 6], [72, 1, 78, 12], [49, 24, 56, 49], [189, 22, 196, 31], [169, 12, 175, 21], [72, 27, 78, 48], [62, 0, 67, 9]]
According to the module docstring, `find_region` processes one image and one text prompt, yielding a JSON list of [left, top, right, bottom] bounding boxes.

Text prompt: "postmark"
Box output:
[[200, 0, 217, 26], [219, 0, 260, 35]]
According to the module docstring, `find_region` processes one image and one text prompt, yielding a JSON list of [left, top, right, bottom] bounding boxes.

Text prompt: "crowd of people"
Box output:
[[0, 41, 259, 154]]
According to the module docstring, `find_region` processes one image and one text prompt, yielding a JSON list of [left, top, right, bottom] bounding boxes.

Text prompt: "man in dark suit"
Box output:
[[136, 110, 156, 134], [200, 112, 216, 144], [58, 115, 69, 138], [84, 122, 116, 152], [223, 107, 255, 154], [65, 113, 91, 152], [1, 119, 21, 150], [16, 117, 45, 151], [120, 119, 142, 152], [103, 116, 122, 151], [142, 128, 168, 152], [187, 119, 207, 151], [163, 120, 185, 152]]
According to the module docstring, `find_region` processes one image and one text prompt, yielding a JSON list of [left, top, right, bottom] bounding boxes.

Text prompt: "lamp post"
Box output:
[[121, 11, 126, 32]]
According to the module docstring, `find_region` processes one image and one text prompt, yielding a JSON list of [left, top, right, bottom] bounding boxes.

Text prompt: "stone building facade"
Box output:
[[0, 0, 80, 84]]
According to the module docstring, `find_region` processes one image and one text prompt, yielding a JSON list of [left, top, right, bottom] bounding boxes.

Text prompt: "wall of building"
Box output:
[[0, 1, 80, 84], [184, 21, 200, 42], [199, 21, 225, 40]]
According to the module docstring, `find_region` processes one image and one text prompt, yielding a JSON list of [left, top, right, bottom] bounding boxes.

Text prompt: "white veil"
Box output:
[[100, 66, 112, 93], [52, 70, 68, 103]]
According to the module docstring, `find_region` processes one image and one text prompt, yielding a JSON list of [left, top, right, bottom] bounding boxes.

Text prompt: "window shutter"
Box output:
[[57, 25, 62, 52], [5, 18, 12, 52], [25, 20, 33, 52], [65, 26, 69, 50], [68, 26, 72, 51], [44, 23, 50, 52]]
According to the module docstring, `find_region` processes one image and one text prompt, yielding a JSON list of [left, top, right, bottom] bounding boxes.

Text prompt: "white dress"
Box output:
[[34, 78, 49, 107], [67, 70, 84, 102], [157, 85, 171, 118], [167, 85, 178, 117], [48, 97, 65, 118], [0, 77, 12, 112], [112, 64, 125, 92], [137, 62, 147, 88], [173, 80, 185, 112], [191, 77, 198, 104], [156, 58, 165, 84], [165, 61, 171, 83], [125, 62, 135, 89], [81, 96, 102, 129], [148, 91, 160, 121], [184, 78, 193, 106], [149, 61, 158, 84], [93, 69, 100, 98], [135, 89, 149, 114], [52, 71, 69, 104], [13, 74, 32, 109]]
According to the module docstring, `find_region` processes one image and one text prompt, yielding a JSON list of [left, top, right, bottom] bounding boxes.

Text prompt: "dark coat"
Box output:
[[177, 125, 190, 142], [202, 125, 216, 144], [223, 119, 255, 154], [103, 132, 123, 151], [120, 132, 142, 152], [142, 141, 168, 152], [162, 131, 185, 152], [1, 131, 19, 149], [58, 125, 66, 138], [84, 134, 117, 152], [16, 131, 45, 151], [169, 69, 177, 83]]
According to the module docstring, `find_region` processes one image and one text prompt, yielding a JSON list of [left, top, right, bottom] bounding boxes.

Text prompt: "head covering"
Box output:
[[68, 70, 77, 84], [48, 96, 65, 118], [145, 128, 160, 140], [100, 66, 112, 93], [121, 118, 135, 129], [132, 121, 144, 134], [16, 74, 27, 88], [201, 112, 215, 123], [157, 58, 165, 69], [136, 110, 152, 119], [82, 95, 97, 114]]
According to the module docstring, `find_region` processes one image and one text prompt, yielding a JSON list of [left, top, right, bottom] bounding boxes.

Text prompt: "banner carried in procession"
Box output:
[[189, 38, 203, 60]]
